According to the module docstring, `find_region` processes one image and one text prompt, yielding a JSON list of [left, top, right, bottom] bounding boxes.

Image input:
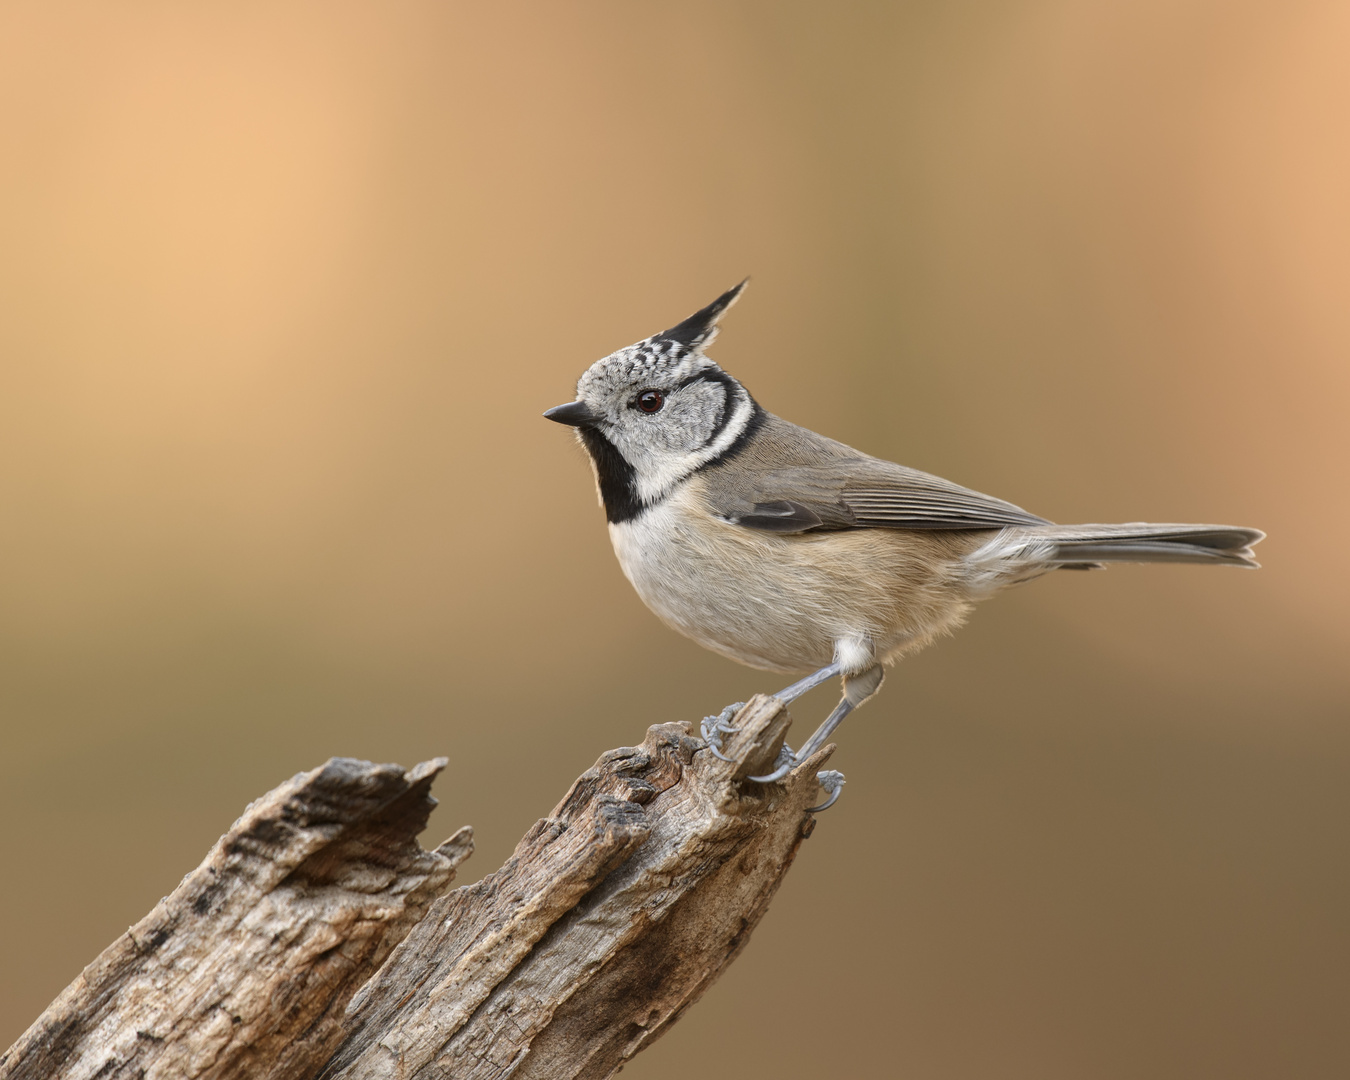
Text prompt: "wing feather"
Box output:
[[699, 413, 1048, 534]]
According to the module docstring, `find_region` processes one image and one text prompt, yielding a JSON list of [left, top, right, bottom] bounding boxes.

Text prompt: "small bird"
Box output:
[[545, 282, 1263, 805]]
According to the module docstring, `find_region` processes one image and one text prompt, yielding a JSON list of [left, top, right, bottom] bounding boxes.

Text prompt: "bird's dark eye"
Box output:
[[636, 390, 664, 414]]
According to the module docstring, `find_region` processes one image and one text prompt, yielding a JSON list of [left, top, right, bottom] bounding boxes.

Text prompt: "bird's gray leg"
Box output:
[[742, 665, 842, 782], [751, 663, 883, 785], [711, 665, 842, 773], [795, 696, 855, 761], [748, 704, 849, 786], [772, 662, 843, 705], [795, 662, 885, 760]]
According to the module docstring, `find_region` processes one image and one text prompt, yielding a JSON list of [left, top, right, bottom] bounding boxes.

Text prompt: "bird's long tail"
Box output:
[[1034, 523, 1264, 569]]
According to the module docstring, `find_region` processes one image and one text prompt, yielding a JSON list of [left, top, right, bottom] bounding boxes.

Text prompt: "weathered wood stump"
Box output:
[[0, 694, 833, 1080]]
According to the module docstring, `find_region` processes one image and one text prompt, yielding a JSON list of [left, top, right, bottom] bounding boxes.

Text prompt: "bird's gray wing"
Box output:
[[838, 458, 1049, 530], [706, 462, 1048, 533], [699, 418, 1049, 534], [696, 410, 1053, 531]]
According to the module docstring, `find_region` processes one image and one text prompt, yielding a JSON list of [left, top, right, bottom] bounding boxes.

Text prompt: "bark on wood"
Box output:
[[1, 695, 832, 1080], [0, 758, 471, 1080]]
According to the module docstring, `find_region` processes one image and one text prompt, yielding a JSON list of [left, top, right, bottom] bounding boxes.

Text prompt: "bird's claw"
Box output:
[[805, 769, 846, 813], [709, 703, 744, 733], [700, 702, 747, 762], [704, 703, 841, 800], [749, 743, 797, 784]]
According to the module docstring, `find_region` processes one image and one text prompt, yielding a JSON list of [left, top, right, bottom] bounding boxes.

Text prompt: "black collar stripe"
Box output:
[[697, 398, 764, 471]]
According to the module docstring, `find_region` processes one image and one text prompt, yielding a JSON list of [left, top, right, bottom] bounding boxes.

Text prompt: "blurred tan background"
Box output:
[[2, 1, 1348, 1076]]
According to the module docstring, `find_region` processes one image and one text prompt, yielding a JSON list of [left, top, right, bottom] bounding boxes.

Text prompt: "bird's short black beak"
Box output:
[[543, 401, 599, 427]]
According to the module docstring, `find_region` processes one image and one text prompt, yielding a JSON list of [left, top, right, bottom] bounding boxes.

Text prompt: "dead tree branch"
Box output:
[[1, 695, 832, 1080]]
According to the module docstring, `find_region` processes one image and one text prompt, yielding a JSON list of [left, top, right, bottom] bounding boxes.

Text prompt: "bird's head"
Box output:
[[545, 281, 759, 516]]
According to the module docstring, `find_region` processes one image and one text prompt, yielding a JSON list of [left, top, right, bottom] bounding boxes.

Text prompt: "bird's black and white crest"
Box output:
[[552, 281, 761, 523]]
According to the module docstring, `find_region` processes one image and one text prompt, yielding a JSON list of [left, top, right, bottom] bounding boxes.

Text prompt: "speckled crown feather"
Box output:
[[575, 279, 747, 400]]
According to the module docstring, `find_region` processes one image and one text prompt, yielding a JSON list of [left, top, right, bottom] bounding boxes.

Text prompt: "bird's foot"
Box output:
[[806, 770, 846, 813], [748, 743, 797, 784], [700, 702, 746, 762], [750, 698, 856, 782], [705, 702, 744, 734], [704, 696, 849, 811]]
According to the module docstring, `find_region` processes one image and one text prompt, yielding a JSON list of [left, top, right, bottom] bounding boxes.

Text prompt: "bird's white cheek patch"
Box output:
[[630, 395, 755, 507], [633, 455, 698, 506]]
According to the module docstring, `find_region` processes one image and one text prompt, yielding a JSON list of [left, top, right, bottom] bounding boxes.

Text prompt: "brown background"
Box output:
[[2, 2, 1348, 1077]]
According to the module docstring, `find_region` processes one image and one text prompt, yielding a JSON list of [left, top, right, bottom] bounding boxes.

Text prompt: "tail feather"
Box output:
[[1036, 523, 1264, 569]]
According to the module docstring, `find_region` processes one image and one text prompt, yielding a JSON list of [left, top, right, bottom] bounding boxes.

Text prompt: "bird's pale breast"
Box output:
[[608, 478, 988, 673]]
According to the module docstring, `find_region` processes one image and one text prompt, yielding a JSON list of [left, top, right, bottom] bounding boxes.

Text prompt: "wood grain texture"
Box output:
[[2, 695, 832, 1080], [0, 758, 472, 1080], [319, 695, 830, 1080]]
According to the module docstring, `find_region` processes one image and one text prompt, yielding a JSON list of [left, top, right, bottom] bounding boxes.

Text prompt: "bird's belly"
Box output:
[[608, 490, 977, 673]]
